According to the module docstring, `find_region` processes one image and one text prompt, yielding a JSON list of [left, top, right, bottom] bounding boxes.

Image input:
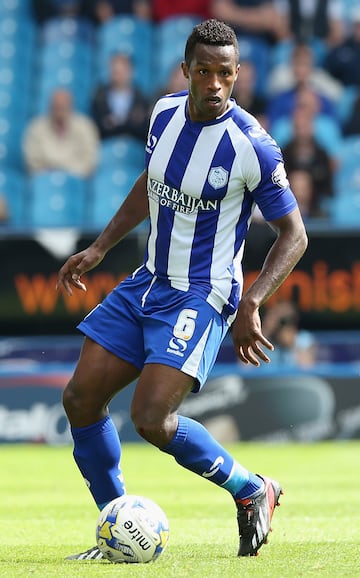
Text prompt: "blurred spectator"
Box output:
[[262, 300, 317, 368], [31, 0, 87, 23], [282, 105, 334, 217], [270, 86, 343, 161], [287, 169, 315, 220], [32, 0, 151, 24], [324, 7, 360, 87], [289, 169, 327, 221], [0, 196, 8, 224], [274, 0, 344, 47], [23, 89, 99, 177], [210, 0, 284, 44], [231, 60, 267, 127], [155, 64, 189, 101], [91, 53, 150, 142], [267, 42, 343, 105], [152, 0, 210, 22], [88, 0, 151, 24], [343, 92, 360, 136]]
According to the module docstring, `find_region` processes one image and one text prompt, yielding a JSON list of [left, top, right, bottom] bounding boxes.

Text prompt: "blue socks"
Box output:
[[71, 414, 263, 511], [162, 415, 263, 500], [71, 415, 125, 510]]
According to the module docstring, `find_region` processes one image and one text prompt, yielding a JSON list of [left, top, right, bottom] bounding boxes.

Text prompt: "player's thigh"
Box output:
[[66, 337, 140, 406]]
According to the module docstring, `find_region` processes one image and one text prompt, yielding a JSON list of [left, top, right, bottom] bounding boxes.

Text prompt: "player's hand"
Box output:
[[56, 247, 105, 296], [231, 305, 274, 366]]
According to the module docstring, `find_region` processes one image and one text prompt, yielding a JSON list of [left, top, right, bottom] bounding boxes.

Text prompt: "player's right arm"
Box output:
[[57, 170, 149, 295]]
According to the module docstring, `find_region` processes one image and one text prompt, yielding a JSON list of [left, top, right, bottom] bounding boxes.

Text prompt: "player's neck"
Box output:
[[216, 100, 233, 119], [186, 99, 233, 123]]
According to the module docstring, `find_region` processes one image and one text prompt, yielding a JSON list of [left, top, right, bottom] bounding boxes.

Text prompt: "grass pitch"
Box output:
[[1, 441, 360, 577]]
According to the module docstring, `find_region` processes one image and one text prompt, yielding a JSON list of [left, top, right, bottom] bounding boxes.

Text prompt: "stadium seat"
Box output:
[[330, 190, 360, 226], [0, 167, 26, 227], [28, 171, 88, 228], [0, 17, 35, 91], [90, 167, 139, 230], [341, 0, 360, 29], [37, 40, 93, 71], [334, 136, 360, 195], [337, 85, 358, 127], [33, 64, 93, 114], [0, 0, 33, 19], [335, 163, 360, 195], [0, 36, 34, 71], [41, 17, 96, 46], [0, 61, 33, 104], [337, 135, 360, 164], [237, 35, 270, 96], [98, 136, 145, 172], [0, 18, 36, 144], [0, 113, 26, 169], [32, 17, 96, 114], [0, 86, 30, 123], [0, 14, 36, 41]]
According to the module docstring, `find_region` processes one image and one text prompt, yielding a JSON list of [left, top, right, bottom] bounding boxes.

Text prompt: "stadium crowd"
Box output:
[[1, 0, 360, 230]]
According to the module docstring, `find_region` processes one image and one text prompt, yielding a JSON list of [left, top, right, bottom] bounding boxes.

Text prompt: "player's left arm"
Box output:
[[232, 206, 308, 366]]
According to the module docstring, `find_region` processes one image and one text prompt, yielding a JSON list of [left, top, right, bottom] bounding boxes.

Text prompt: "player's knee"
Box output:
[[131, 408, 173, 448], [62, 378, 97, 422], [131, 409, 157, 440], [62, 379, 82, 417]]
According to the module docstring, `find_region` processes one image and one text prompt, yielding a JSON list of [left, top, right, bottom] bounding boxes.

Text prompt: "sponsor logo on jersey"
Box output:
[[149, 178, 218, 214], [271, 162, 289, 189], [208, 166, 229, 189], [145, 134, 157, 154]]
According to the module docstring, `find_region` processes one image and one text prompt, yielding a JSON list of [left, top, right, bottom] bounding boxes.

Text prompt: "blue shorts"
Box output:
[[77, 266, 229, 391]]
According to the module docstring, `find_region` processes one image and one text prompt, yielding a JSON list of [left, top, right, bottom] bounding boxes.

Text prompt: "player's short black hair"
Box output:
[[184, 19, 239, 67]]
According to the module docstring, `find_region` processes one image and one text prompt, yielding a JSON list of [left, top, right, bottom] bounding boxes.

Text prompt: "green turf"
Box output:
[[1, 441, 359, 577]]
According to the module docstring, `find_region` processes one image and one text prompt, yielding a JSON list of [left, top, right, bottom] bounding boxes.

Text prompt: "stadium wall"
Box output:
[[1, 362, 360, 445], [2, 225, 360, 334], [1, 225, 360, 444]]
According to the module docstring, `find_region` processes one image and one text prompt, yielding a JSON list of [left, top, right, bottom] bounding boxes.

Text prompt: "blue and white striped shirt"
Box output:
[[144, 91, 297, 323]]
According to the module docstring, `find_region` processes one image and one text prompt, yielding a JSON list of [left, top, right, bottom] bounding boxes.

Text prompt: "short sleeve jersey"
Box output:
[[144, 92, 297, 322]]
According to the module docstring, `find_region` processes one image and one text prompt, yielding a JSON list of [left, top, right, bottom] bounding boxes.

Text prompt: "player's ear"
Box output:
[[181, 61, 189, 79]]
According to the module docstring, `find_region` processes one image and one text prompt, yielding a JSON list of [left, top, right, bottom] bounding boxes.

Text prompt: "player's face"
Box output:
[[182, 43, 239, 122]]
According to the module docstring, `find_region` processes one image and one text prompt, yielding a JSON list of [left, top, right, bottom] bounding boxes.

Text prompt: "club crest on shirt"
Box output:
[[248, 126, 267, 138], [271, 162, 289, 189], [208, 166, 228, 190]]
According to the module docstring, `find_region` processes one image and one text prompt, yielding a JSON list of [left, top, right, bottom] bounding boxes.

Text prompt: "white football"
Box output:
[[96, 494, 170, 563]]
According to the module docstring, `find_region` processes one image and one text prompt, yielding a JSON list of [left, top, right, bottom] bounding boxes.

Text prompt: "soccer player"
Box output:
[[57, 19, 308, 559]]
